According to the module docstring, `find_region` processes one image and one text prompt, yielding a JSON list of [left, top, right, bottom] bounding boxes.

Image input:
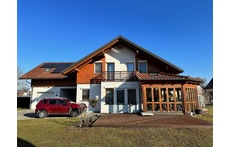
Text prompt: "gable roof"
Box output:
[[205, 78, 213, 89], [20, 62, 74, 79], [63, 35, 184, 74]]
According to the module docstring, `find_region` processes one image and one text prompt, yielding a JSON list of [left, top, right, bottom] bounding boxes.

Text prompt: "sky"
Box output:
[[17, 0, 213, 83]]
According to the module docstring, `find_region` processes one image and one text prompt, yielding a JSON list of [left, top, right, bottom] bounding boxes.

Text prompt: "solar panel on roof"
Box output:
[[41, 63, 59, 68], [51, 63, 73, 73]]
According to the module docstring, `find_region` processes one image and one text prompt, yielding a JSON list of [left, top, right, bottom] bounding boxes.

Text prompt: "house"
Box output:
[[17, 88, 31, 109], [20, 35, 202, 114], [205, 78, 213, 104], [197, 85, 206, 108]]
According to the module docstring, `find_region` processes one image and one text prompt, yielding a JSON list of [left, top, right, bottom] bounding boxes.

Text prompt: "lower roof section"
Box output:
[[136, 72, 202, 84]]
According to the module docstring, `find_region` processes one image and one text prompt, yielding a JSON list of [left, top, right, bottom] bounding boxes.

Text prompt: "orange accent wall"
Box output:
[[77, 58, 105, 84]]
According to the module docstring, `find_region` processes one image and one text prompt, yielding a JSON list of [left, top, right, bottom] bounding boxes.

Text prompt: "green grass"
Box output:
[[195, 105, 213, 123], [18, 117, 213, 147]]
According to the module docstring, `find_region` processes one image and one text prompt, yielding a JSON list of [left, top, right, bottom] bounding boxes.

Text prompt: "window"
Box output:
[[168, 88, 174, 102], [42, 99, 48, 104], [117, 90, 124, 104], [146, 88, 152, 102], [161, 88, 167, 102], [153, 88, 159, 102], [128, 89, 136, 105], [138, 61, 147, 73], [57, 99, 66, 105], [49, 99, 56, 105], [95, 62, 102, 74], [175, 88, 182, 102], [82, 89, 90, 101], [105, 88, 114, 104], [127, 62, 134, 72], [107, 63, 114, 80]]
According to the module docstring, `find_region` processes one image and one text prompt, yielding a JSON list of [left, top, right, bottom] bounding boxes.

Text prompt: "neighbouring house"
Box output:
[[205, 78, 213, 104], [197, 86, 206, 108], [17, 88, 31, 108], [20, 35, 202, 115]]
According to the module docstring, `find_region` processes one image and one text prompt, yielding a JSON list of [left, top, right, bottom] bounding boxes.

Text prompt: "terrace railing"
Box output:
[[102, 71, 136, 81]]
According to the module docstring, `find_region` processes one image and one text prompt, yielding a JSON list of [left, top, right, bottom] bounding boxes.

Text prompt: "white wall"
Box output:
[[31, 86, 75, 109], [105, 46, 135, 71], [100, 81, 140, 113], [77, 84, 101, 112]]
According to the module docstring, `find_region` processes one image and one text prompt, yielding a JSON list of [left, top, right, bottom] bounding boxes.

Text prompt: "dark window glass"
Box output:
[[105, 88, 114, 104], [128, 89, 136, 105], [153, 88, 159, 102], [117, 90, 124, 104], [95, 63, 102, 74], [57, 99, 65, 105], [49, 99, 56, 105], [139, 61, 147, 73], [82, 89, 90, 101], [146, 88, 152, 102], [127, 62, 134, 72], [43, 99, 48, 104]]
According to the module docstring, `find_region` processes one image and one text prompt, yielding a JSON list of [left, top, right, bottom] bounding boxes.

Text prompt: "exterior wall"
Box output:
[[77, 58, 105, 84], [76, 84, 101, 112], [30, 86, 76, 109], [32, 79, 76, 86], [105, 46, 136, 71], [100, 81, 140, 113], [205, 89, 213, 104], [136, 52, 162, 73]]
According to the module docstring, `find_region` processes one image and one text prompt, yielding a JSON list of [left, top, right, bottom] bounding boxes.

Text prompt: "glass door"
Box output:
[[107, 63, 114, 80]]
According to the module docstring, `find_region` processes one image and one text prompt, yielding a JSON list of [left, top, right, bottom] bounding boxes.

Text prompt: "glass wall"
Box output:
[[142, 84, 198, 113], [143, 85, 183, 112]]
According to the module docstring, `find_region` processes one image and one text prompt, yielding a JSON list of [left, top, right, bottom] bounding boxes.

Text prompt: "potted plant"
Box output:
[[195, 105, 203, 114], [88, 96, 99, 108]]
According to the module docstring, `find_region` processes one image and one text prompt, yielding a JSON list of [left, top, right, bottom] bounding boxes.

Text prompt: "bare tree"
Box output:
[[200, 77, 207, 88], [17, 66, 30, 90]]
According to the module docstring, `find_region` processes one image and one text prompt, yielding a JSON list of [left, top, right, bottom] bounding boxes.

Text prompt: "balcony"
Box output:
[[90, 71, 136, 83], [102, 71, 136, 81]]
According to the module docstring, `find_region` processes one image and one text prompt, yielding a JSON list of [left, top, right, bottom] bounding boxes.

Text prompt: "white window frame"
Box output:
[[82, 89, 90, 101], [126, 62, 135, 72], [94, 61, 102, 74]]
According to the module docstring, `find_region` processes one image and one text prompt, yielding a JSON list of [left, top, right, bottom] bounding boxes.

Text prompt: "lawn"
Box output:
[[195, 105, 213, 123], [18, 117, 213, 147]]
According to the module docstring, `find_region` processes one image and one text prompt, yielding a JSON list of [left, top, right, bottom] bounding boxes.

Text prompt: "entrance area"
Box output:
[[60, 88, 76, 102]]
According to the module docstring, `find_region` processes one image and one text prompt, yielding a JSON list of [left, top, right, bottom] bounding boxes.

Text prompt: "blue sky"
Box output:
[[17, 0, 213, 83]]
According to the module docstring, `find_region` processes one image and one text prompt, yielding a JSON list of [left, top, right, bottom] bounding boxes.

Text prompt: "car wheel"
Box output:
[[70, 110, 79, 117], [37, 110, 47, 118]]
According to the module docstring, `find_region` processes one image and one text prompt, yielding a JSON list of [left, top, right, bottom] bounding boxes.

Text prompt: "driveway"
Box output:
[[17, 109, 37, 120], [17, 109, 69, 120]]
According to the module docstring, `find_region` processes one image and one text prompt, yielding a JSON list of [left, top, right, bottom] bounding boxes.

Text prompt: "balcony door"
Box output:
[[107, 63, 114, 80], [127, 62, 134, 80]]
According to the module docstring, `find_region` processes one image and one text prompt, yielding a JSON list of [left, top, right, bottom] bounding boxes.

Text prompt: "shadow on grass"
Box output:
[[17, 137, 35, 147]]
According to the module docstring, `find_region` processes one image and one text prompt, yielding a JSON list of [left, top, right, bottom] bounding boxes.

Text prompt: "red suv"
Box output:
[[35, 97, 87, 118]]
